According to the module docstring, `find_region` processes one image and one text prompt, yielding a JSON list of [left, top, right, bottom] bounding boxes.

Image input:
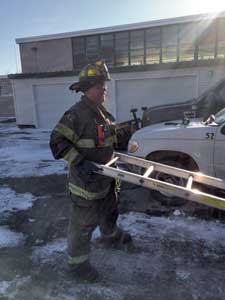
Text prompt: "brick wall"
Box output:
[[19, 38, 73, 73]]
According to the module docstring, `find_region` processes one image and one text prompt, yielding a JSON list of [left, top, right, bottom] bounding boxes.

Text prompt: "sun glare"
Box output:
[[188, 0, 225, 14]]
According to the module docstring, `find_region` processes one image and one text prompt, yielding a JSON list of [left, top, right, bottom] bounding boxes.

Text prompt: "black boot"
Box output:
[[69, 260, 99, 282], [98, 228, 132, 249]]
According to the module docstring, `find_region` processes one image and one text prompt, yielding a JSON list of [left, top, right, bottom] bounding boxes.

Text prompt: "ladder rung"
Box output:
[[105, 156, 119, 167], [143, 166, 154, 178], [186, 176, 193, 190]]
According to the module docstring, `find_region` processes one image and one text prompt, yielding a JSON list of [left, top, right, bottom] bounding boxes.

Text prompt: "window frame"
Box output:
[[71, 17, 224, 71]]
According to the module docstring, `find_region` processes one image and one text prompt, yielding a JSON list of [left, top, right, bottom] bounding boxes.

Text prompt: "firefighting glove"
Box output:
[[78, 160, 100, 175]]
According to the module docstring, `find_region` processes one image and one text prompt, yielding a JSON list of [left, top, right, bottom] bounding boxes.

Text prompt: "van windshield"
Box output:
[[214, 108, 225, 125]]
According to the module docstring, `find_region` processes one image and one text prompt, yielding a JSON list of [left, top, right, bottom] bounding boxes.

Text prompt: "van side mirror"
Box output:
[[141, 106, 147, 111]]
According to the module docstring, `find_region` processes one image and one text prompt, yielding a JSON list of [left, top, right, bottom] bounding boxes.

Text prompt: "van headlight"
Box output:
[[128, 140, 139, 153]]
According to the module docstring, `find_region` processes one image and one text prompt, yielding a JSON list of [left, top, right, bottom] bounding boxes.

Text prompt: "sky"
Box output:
[[1, 0, 225, 75]]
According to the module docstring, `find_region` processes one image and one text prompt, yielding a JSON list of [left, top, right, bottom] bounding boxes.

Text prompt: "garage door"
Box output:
[[116, 76, 197, 122], [33, 83, 80, 129]]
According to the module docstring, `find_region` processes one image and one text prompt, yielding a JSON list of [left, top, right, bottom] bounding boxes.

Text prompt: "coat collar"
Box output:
[[81, 95, 105, 115]]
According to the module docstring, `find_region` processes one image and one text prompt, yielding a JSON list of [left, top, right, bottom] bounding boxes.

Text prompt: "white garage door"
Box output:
[[33, 83, 80, 129], [116, 76, 197, 122]]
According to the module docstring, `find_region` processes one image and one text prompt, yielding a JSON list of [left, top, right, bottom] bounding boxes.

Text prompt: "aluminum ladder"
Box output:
[[95, 152, 225, 211]]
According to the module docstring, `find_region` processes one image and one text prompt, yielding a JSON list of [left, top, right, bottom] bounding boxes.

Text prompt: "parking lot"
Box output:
[[0, 120, 225, 300]]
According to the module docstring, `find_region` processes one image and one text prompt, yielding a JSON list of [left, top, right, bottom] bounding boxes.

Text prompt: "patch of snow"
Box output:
[[0, 276, 31, 298], [92, 226, 100, 240], [0, 186, 36, 216], [32, 212, 225, 265], [31, 228, 104, 265], [0, 281, 11, 294], [32, 238, 67, 263], [173, 209, 182, 216], [0, 125, 66, 177], [176, 270, 191, 281], [119, 212, 225, 249], [0, 226, 24, 247], [68, 285, 123, 300]]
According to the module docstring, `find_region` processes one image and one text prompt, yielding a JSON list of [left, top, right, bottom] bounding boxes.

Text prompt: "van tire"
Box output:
[[149, 158, 188, 206]]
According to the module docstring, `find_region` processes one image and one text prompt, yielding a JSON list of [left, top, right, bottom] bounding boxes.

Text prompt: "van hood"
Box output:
[[131, 120, 217, 141]]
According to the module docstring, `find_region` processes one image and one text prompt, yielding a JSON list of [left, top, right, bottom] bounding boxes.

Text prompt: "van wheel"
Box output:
[[150, 158, 188, 206]]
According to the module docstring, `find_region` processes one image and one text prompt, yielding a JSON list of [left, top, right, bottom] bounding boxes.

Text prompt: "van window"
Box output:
[[218, 84, 225, 104], [197, 82, 225, 118], [197, 93, 215, 117]]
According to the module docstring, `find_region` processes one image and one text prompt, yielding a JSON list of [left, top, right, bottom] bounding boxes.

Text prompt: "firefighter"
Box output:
[[49, 60, 132, 282]]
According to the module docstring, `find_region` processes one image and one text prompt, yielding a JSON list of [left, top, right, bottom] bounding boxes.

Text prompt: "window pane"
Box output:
[[73, 37, 85, 53], [115, 32, 129, 66], [146, 48, 160, 64], [162, 25, 177, 46], [100, 34, 114, 66], [179, 44, 195, 61], [162, 25, 178, 63], [218, 18, 225, 59], [198, 21, 216, 60], [146, 28, 160, 47], [145, 28, 160, 64], [116, 54, 129, 66], [115, 32, 129, 50], [131, 49, 144, 65], [72, 37, 86, 69], [130, 30, 144, 65], [130, 30, 144, 49], [86, 35, 99, 63], [162, 47, 177, 63], [179, 23, 196, 62]]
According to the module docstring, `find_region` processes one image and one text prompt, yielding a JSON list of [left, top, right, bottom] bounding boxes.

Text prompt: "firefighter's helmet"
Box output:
[[69, 60, 111, 93]]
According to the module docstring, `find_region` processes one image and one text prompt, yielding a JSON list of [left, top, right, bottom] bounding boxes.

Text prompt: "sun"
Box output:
[[188, 0, 225, 14]]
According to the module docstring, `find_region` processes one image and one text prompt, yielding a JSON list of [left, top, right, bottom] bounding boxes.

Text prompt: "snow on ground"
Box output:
[[119, 212, 225, 248], [0, 277, 31, 298], [32, 229, 101, 263], [1, 121, 225, 253], [0, 186, 36, 215], [32, 212, 225, 264], [0, 186, 36, 247], [0, 122, 66, 249], [1, 122, 225, 299], [0, 280, 11, 294], [32, 238, 67, 264], [0, 226, 24, 247], [0, 123, 66, 178]]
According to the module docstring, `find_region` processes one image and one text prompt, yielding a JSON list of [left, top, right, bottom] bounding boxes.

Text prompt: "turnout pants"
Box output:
[[67, 183, 119, 266]]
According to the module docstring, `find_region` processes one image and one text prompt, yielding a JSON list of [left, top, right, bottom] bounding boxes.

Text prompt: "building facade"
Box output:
[[0, 76, 14, 118], [10, 12, 225, 128]]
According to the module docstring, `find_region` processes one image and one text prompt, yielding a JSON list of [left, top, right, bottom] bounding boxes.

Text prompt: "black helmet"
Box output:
[[69, 60, 111, 93]]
